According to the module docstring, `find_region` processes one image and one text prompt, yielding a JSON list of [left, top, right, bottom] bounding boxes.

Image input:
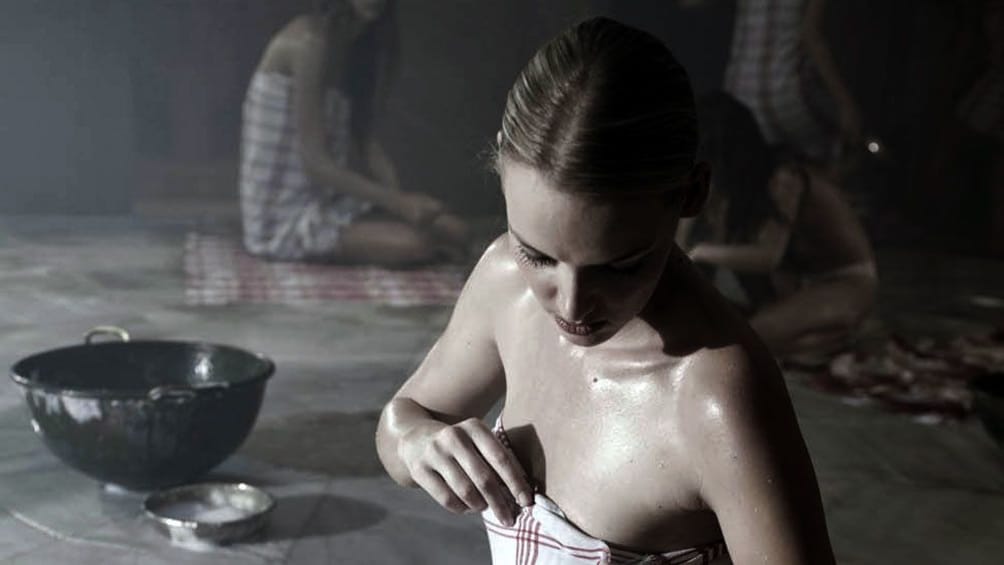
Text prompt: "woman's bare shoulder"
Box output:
[[672, 336, 832, 562], [464, 234, 525, 303], [258, 15, 324, 73], [676, 338, 790, 441], [445, 233, 525, 326], [283, 13, 324, 39]]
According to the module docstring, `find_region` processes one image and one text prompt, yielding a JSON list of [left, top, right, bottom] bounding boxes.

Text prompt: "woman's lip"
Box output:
[[554, 317, 605, 336]]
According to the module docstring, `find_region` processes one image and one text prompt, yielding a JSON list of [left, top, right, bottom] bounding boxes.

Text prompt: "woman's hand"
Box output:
[[688, 244, 708, 263], [398, 418, 534, 526], [430, 213, 471, 244], [390, 192, 446, 227]]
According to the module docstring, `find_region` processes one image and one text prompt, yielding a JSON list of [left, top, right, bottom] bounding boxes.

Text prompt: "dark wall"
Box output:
[[384, 0, 611, 214], [384, 1, 736, 214], [0, 0, 134, 214], [0, 0, 985, 240], [129, 1, 310, 162], [0, 0, 732, 216], [0, 1, 731, 215], [606, 1, 735, 95]]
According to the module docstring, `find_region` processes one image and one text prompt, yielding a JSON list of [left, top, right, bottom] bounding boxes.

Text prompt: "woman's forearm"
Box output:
[[376, 397, 448, 487], [676, 217, 696, 249], [367, 140, 402, 191], [302, 150, 398, 209], [690, 243, 779, 273]]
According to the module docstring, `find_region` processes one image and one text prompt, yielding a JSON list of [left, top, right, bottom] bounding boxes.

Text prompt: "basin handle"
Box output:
[[84, 326, 131, 345]]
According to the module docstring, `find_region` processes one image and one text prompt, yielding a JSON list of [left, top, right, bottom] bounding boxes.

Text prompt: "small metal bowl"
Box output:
[[144, 482, 275, 548]]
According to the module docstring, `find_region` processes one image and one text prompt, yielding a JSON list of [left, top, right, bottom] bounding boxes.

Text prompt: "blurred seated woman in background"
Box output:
[[679, 92, 877, 362], [378, 19, 835, 564], [240, 0, 468, 265]]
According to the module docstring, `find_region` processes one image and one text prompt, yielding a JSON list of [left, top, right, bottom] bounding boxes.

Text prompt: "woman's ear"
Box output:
[[496, 130, 503, 146], [679, 162, 710, 218]]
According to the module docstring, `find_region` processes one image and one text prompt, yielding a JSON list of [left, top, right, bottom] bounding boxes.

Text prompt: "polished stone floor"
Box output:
[[0, 216, 1001, 564]]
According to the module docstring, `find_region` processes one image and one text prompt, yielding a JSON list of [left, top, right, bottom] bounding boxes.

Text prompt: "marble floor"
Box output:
[[0, 215, 1001, 564]]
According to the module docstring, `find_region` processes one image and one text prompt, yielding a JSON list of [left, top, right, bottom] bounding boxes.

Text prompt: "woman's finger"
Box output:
[[450, 441, 519, 526], [431, 451, 490, 514], [412, 466, 469, 514], [462, 421, 535, 508]]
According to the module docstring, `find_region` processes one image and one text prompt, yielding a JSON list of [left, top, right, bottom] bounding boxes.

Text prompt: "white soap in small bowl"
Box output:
[[144, 482, 275, 550]]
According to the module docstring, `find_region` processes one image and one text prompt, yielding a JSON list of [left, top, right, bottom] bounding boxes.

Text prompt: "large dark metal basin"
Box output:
[[9, 328, 274, 491]]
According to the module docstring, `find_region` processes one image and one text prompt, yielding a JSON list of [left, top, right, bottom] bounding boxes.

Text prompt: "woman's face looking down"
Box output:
[[501, 159, 691, 347]]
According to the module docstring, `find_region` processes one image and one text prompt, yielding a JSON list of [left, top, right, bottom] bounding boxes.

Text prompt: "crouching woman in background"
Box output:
[[680, 92, 878, 362]]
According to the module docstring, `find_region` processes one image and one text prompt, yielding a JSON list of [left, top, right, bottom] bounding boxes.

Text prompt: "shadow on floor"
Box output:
[[263, 493, 387, 542], [239, 410, 384, 477]]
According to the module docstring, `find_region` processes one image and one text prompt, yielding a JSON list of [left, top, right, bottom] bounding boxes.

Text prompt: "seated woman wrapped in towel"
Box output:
[[240, 0, 469, 265], [377, 18, 836, 564]]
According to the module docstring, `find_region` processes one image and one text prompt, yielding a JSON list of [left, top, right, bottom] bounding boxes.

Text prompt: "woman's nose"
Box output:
[[555, 266, 594, 322]]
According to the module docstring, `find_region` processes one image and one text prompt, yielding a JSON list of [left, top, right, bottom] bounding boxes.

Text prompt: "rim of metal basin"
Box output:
[[8, 340, 275, 399]]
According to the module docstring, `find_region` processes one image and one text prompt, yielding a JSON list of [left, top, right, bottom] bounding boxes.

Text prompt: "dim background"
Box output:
[[0, 0, 996, 254]]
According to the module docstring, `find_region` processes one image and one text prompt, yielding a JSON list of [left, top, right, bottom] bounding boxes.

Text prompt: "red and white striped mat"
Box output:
[[184, 233, 464, 306]]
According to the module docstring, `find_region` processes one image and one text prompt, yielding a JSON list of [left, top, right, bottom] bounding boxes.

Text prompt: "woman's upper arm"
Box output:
[[366, 139, 400, 189], [686, 352, 835, 564], [756, 170, 804, 267], [394, 240, 508, 423], [675, 217, 696, 248], [291, 32, 332, 168]]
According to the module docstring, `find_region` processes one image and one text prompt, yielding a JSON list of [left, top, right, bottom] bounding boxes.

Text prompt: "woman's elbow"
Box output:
[[375, 431, 408, 487], [375, 399, 420, 487]]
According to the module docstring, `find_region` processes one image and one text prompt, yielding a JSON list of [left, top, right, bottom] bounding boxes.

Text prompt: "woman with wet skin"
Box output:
[[376, 18, 835, 564], [680, 92, 877, 362], [240, 0, 468, 264]]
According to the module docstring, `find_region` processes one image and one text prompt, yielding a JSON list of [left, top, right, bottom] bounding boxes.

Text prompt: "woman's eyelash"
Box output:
[[515, 244, 645, 272], [516, 245, 554, 267]]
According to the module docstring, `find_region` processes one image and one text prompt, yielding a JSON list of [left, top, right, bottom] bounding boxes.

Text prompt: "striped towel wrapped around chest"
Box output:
[[239, 71, 371, 261], [482, 418, 730, 564]]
